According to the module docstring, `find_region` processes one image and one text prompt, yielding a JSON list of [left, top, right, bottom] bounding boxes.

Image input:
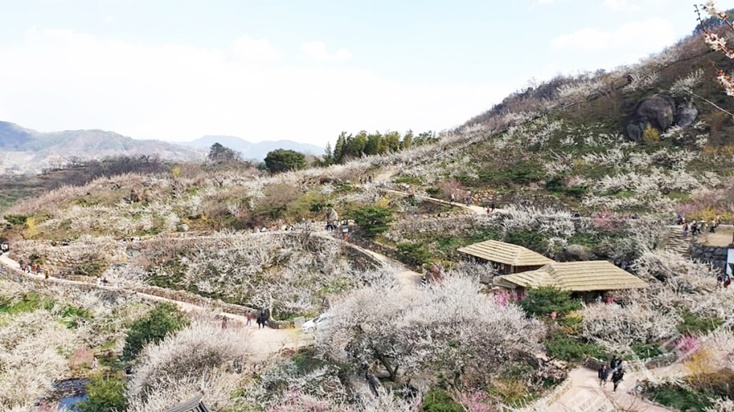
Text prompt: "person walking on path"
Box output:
[[610, 355, 622, 372], [256, 311, 267, 329], [598, 364, 609, 387], [246, 311, 254, 327], [612, 368, 625, 392]]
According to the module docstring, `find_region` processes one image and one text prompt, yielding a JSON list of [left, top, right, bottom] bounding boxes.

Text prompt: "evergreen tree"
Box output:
[[385, 131, 401, 152], [208, 143, 240, 163], [365, 132, 381, 155], [264, 149, 306, 173], [344, 131, 367, 159], [334, 132, 347, 164], [323, 142, 333, 165], [401, 130, 413, 150]]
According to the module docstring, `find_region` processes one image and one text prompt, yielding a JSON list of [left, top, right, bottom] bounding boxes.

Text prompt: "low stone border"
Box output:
[[517, 376, 573, 411]]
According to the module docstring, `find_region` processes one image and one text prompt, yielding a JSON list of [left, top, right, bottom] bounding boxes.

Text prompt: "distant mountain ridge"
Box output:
[[183, 135, 323, 161], [0, 121, 324, 175], [0, 121, 204, 175]]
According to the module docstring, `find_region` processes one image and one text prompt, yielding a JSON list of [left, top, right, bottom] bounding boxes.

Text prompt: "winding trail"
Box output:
[[542, 365, 676, 412], [379, 187, 505, 216], [0, 196, 689, 409], [0, 252, 309, 362], [0, 231, 422, 362]]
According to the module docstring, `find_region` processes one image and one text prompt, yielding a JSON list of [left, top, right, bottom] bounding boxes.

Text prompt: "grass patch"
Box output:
[[631, 342, 664, 359], [677, 310, 724, 335], [544, 333, 609, 362], [60, 305, 93, 329], [0, 292, 55, 315], [642, 382, 712, 411], [421, 389, 463, 412]]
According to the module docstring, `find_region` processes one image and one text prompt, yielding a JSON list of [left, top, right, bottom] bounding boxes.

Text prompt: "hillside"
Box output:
[[5, 32, 734, 239], [2, 26, 734, 412]]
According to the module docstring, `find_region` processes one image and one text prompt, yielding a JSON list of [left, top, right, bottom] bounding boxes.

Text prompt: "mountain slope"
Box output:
[[184, 135, 324, 160], [0, 122, 205, 174], [0, 121, 35, 151], [6, 28, 734, 235]]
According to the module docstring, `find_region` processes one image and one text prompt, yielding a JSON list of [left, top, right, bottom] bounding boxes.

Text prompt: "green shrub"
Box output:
[[677, 310, 724, 335], [421, 389, 463, 412], [519, 287, 581, 318], [122, 303, 189, 360], [396, 242, 432, 266], [545, 175, 566, 193], [78, 375, 127, 412], [394, 175, 422, 185], [643, 382, 712, 411], [4, 214, 28, 226], [544, 333, 608, 362], [352, 205, 394, 238], [507, 161, 544, 185], [426, 187, 441, 197], [60, 305, 93, 329], [503, 230, 547, 253], [631, 342, 664, 359]]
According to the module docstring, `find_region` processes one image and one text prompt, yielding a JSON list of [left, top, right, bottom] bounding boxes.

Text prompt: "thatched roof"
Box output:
[[494, 261, 648, 292], [458, 240, 553, 267], [163, 393, 211, 412]]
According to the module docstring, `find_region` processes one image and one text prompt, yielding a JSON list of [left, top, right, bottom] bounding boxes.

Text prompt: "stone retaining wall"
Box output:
[[690, 243, 730, 272], [9, 239, 126, 276]]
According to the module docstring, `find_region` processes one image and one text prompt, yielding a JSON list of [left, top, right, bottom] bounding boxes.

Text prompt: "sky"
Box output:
[[0, 0, 726, 148]]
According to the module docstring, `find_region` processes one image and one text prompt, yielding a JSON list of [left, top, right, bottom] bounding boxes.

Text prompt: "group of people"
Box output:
[[18, 259, 42, 275], [679, 214, 721, 237], [485, 202, 496, 214], [717, 272, 732, 289], [598, 355, 625, 392], [246, 310, 269, 329]]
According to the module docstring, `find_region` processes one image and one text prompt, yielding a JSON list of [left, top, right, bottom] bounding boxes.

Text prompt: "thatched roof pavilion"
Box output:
[[458, 240, 553, 274], [493, 260, 648, 292]]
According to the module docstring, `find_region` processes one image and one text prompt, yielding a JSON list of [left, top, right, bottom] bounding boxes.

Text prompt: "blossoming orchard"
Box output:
[[1, 3, 734, 410]]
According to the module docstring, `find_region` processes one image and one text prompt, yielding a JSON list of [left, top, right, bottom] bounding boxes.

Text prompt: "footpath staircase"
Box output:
[[657, 226, 692, 258]]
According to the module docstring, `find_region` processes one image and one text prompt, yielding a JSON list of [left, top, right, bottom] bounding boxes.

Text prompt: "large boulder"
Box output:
[[562, 244, 596, 262], [675, 101, 699, 127], [626, 94, 676, 141]]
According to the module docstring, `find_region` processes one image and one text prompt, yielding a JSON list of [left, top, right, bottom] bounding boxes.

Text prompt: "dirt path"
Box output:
[[544, 366, 674, 412], [695, 224, 734, 247], [379, 187, 505, 216], [0, 231, 422, 361], [0, 253, 310, 362]]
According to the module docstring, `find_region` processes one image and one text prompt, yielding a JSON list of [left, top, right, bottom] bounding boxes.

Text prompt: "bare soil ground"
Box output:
[[697, 225, 734, 247]]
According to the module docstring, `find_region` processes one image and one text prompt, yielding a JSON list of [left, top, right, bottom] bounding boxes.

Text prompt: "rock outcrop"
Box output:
[[626, 94, 676, 141], [675, 101, 699, 128]]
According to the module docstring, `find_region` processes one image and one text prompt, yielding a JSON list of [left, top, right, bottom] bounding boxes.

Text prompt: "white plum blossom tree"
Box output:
[[316, 276, 545, 387]]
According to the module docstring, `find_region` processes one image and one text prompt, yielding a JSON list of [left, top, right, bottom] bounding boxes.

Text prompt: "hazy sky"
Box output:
[[0, 0, 723, 147]]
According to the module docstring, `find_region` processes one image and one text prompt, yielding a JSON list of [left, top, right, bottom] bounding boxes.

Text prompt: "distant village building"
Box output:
[[458, 239, 554, 274], [163, 392, 211, 412], [493, 260, 648, 298]]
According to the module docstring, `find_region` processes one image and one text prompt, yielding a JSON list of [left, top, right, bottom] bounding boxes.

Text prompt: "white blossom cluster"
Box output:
[[126, 320, 249, 412], [316, 276, 545, 388], [131, 233, 389, 316]]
